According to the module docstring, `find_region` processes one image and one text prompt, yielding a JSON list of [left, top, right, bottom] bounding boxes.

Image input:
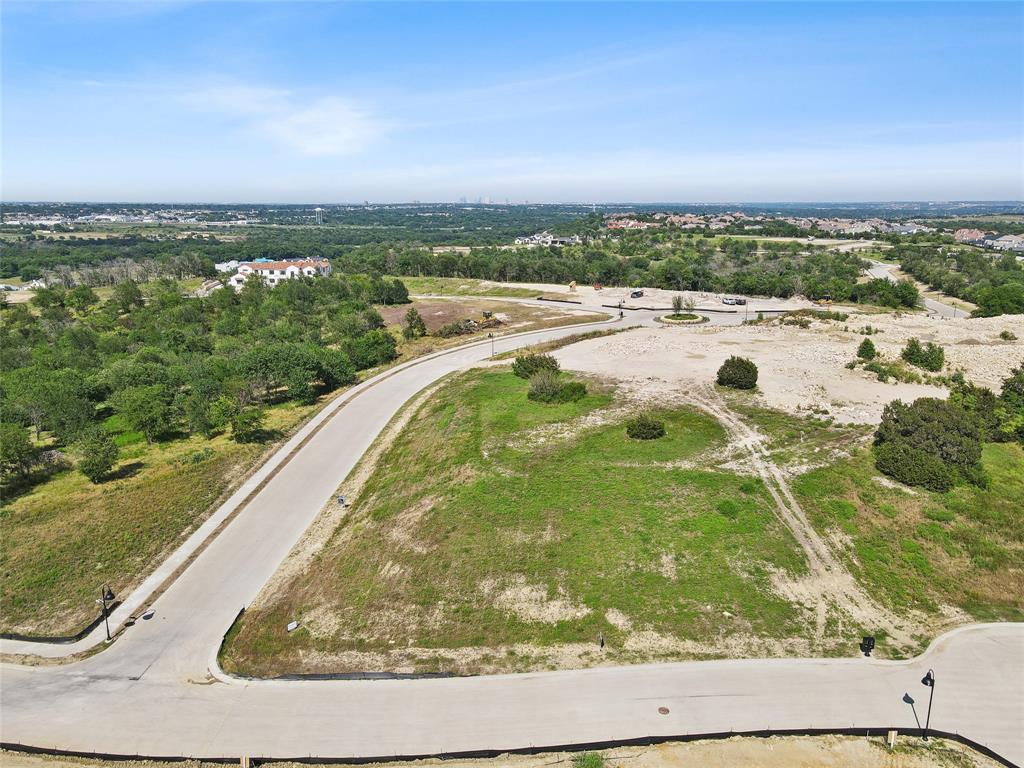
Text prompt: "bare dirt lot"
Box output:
[[553, 312, 1024, 425], [380, 297, 600, 335], [0, 735, 999, 768]]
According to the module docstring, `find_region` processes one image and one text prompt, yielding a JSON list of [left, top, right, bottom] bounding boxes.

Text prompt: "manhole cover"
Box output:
[[658, 707, 670, 715]]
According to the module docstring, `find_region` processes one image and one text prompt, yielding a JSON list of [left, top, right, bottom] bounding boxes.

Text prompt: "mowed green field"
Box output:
[[795, 444, 1024, 623], [223, 369, 808, 676]]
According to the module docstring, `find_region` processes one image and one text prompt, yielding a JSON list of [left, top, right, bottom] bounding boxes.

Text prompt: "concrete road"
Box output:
[[2, 305, 1021, 764], [2, 624, 1021, 761]]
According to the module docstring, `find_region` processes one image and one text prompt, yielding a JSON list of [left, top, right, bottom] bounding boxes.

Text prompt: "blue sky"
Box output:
[[2, 1, 1022, 202]]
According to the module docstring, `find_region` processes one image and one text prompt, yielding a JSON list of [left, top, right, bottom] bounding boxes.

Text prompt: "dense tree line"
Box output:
[[893, 244, 1024, 316], [335, 237, 921, 305], [0, 223, 950, 310], [0, 273, 409, 487]]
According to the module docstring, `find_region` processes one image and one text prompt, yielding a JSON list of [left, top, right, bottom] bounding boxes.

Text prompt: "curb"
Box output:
[[656, 314, 709, 325]]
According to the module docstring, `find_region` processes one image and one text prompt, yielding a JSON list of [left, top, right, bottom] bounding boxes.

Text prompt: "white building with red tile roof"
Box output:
[[227, 258, 332, 290]]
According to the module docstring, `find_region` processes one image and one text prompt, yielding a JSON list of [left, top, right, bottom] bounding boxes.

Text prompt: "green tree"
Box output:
[[30, 286, 66, 310], [894, 280, 920, 308], [345, 329, 397, 369], [716, 356, 758, 389], [856, 338, 877, 360], [77, 427, 119, 483], [111, 280, 145, 313], [626, 413, 666, 440], [997, 362, 1024, 443], [901, 338, 944, 372], [947, 375, 1002, 441], [230, 406, 265, 443], [65, 285, 99, 315], [0, 422, 36, 482], [4, 366, 93, 441], [512, 353, 560, 379], [112, 384, 174, 443], [209, 395, 240, 433], [874, 398, 984, 490], [402, 307, 427, 340], [972, 283, 1024, 317], [314, 347, 357, 390]]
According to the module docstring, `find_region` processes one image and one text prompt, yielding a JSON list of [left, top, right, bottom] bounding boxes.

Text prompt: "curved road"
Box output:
[[2, 304, 1021, 764]]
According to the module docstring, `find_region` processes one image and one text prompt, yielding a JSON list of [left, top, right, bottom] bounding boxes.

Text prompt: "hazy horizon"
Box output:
[[3, 200, 1022, 208]]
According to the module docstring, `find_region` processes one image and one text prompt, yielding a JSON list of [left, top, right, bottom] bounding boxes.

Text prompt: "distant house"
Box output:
[[985, 234, 1024, 252], [514, 231, 581, 246], [606, 218, 658, 230], [954, 228, 986, 245], [885, 223, 934, 236], [227, 258, 332, 290]]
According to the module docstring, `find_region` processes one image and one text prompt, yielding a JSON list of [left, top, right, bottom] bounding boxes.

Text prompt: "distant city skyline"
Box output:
[[2, 1, 1022, 202]]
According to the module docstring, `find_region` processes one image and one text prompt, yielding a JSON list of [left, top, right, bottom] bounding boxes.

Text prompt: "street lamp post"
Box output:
[[98, 585, 115, 642], [921, 669, 935, 741]]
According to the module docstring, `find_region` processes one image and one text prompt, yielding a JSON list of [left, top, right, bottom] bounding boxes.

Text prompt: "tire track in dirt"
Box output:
[[684, 386, 920, 650]]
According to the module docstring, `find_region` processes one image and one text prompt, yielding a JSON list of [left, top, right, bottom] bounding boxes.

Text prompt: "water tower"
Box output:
[[314, 207, 323, 225]]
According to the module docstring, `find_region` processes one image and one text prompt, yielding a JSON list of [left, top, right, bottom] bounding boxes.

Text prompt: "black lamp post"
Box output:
[[921, 669, 935, 741], [99, 585, 115, 642]]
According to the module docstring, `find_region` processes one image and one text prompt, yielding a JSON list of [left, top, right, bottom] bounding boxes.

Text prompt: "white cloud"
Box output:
[[180, 82, 381, 156]]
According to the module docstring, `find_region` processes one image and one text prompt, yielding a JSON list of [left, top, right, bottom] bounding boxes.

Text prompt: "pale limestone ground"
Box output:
[[553, 313, 1024, 425]]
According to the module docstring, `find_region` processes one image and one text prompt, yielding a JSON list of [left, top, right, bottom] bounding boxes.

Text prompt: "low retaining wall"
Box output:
[[2, 728, 1014, 767], [0, 602, 121, 644]]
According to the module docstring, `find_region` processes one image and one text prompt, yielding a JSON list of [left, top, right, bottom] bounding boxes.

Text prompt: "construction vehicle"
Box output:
[[816, 294, 833, 306], [461, 311, 503, 333], [478, 310, 502, 329]]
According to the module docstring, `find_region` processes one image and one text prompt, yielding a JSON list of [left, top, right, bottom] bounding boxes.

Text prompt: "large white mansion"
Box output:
[[222, 258, 333, 290]]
